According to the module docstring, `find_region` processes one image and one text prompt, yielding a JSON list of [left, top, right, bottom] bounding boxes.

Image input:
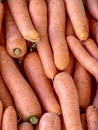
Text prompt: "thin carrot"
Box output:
[[0, 2, 3, 34], [3, 1, 27, 58], [86, 105, 98, 130], [24, 52, 61, 114], [74, 61, 91, 109], [53, 72, 83, 130], [85, 0, 98, 20], [19, 122, 34, 130], [80, 114, 87, 130], [67, 35, 98, 81], [29, 0, 57, 79], [0, 73, 15, 109], [2, 106, 17, 130], [46, 0, 69, 70], [7, 0, 39, 42], [0, 46, 42, 123], [39, 112, 61, 130], [0, 100, 3, 130], [64, 0, 89, 40]]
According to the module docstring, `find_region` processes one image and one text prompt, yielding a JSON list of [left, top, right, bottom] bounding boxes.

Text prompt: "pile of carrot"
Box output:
[[0, 0, 98, 129]]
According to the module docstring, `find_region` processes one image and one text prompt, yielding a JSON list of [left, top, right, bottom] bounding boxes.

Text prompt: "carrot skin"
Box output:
[[19, 122, 34, 130]]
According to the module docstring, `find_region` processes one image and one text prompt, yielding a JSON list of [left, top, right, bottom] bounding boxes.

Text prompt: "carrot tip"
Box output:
[[13, 48, 21, 55], [28, 116, 39, 125]]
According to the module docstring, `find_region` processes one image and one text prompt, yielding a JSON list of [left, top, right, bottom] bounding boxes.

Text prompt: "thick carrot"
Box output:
[[39, 112, 61, 130], [64, 0, 89, 40], [2, 106, 17, 130], [29, 0, 57, 79], [24, 52, 61, 114], [46, 0, 69, 70], [19, 122, 34, 130], [7, 0, 39, 42], [80, 114, 87, 130], [0, 46, 42, 123], [0, 73, 15, 109], [53, 72, 83, 130], [86, 0, 98, 20], [74, 61, 91, 109], [67, 35, 98, 81], [3, 1, 27, 58], [86, 105, 98, 130], [83, 38, 98, 60], [0, 100, 3, 130], [0, 2, 3, 34]]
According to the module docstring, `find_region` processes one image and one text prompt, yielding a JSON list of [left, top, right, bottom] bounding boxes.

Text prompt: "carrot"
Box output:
[[85, 0, 98, 20], [86, 105, 98, 130], [83, 38, 98, 60], [0, 26, 6, 46], [0, 2, 3, 34], [0, 46, 42, 123], [19, 122, 34, 130], [2, 106, 17, 130], [7, 0, 39, 43], [0, 73, 15, 109], [46, 0, 69, 70], [67, 35, 98, 81], [64, 0, 89, 41], [0, 100, 3, 130], [74, 61, 91, 109], [3, 1, 27, 58], [29, 0, 57, 79], [24, 52, 61, 114], [53, 71, 83, 130], [39, 112, 61, 130], [80, 114, 87, 130]]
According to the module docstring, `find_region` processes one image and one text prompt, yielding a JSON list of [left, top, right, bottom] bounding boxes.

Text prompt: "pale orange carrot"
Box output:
[[74, 61, 91, 109], [0, 2, 4, 34], [0, 46, 42, 123], [53, 72, 83, 130], [64, 0, 89, 40], [80, 114, 87, 130], [46, 0, 69, 70], [19, 122, 34, 130], [0, 100, 3, 130], [7, 0, 39, 42]]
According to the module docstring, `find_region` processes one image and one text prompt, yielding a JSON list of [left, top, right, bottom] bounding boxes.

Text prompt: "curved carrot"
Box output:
[[0, 100, 3, 130], [53, 72, 83, 130], [80, 114, 87, 130], [46, 0, 69, 70], [86, 105, 98, 130], [2, 106, 17, 130], [3, 1, 27, 58], [39, 112, 61, 130], [7, 0, 39, 42], [64, 0, 89, 40], [24, 52, 61, 114], [0, 2, 3, 34], [74, 61, 91, 109], [19, 122, 34, 130], [67, 35, 98, 81], [0, 73, 15, 109], [0, 46, 42, 123], [29, 0, 57, 79], [86, 0, 98, 20]]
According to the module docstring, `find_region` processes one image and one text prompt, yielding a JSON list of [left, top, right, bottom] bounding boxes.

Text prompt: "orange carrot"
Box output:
[[86, 105, 98, 130], [67, 35, 98, 81], [46, 0, 69, 70], [19, 122, 34, 130], [2, 106, 17, 130], [83, 38, 98, 60], [64, 0, 89, 40], [86, 0, 98, 20], [0, 2, 3, 34], [0, 46, 42, 123], [80, 114, 87, 130], [39, 112, 61, 130], [0, 100, 3, 130], [3, 1, 27, 58], [0, 73, 15, 109], [74, 61, 91, 109], [53, 72, 83, 130], [7, 0, 39, 42], [29, 0, 57, 79], [24, 52, 61, 114]]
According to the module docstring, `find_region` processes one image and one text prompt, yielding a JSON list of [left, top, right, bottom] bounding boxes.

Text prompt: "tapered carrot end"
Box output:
[[28, 116, 39, 125]]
